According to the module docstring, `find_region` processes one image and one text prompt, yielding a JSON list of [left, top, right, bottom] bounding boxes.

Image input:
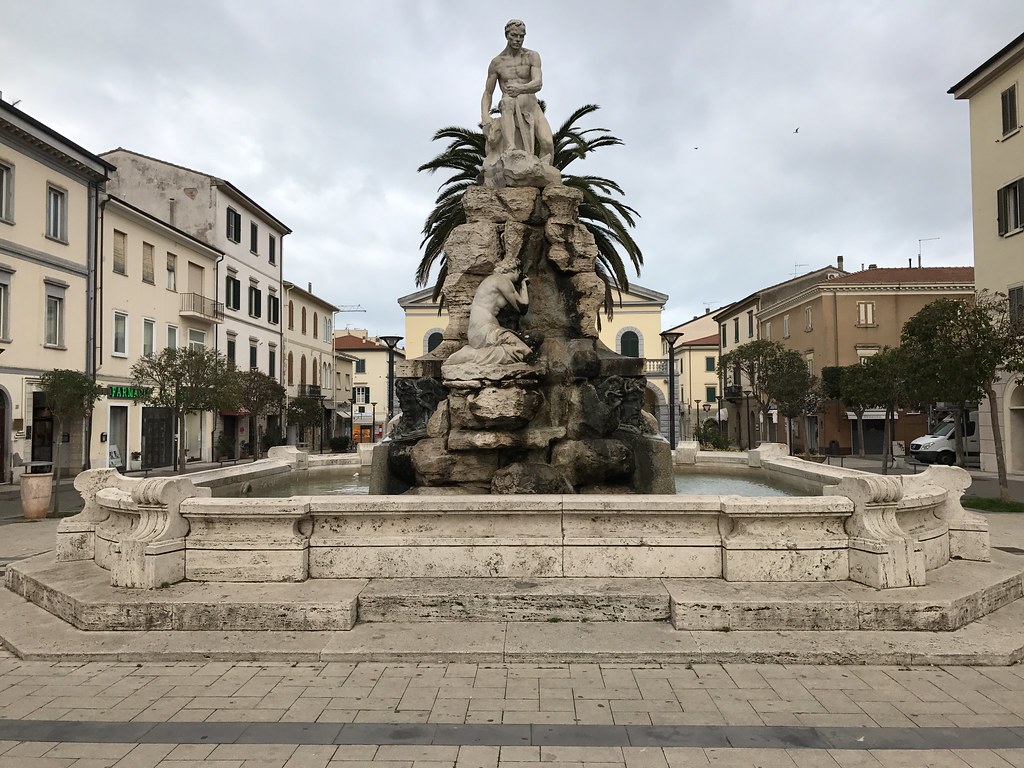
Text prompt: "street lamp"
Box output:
[[371, 402, 377, 443], [743, 390, 753, 450], [350, 394, 357, 448], [660, 330, 682, 448], [379, 335, 403, 428], [693, 399, 701, 442]]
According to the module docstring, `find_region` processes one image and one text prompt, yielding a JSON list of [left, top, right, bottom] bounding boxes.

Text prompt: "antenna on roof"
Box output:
[[702, 301, 718, 313], [792, 263, 808, 278], [917, 237, 939, 268]]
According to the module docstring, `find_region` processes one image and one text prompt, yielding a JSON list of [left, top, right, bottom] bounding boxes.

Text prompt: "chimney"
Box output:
[[836, 255, 844, 271], [868, 263, 877, 270], [308, 282, 312, 293], [168, 197, 176, 227]]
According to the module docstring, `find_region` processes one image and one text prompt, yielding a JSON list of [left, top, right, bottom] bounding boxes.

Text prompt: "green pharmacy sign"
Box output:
[[107, 385, 151, 400]]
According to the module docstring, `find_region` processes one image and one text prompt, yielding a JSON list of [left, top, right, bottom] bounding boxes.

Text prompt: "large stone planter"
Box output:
[[20, 473, 52, 520]]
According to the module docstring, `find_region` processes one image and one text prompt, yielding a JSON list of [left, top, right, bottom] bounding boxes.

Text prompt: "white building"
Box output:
[[282, 281, 338, 448], [100, 149, 290, 452], [0, 101, 113, 482]]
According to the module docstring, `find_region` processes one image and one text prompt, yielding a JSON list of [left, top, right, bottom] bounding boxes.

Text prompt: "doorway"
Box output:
[[108, 405, 128, 472], [142, 407, 174, 469]]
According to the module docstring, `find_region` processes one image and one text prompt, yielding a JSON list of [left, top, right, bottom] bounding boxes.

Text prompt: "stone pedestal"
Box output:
[[19, 473, 52, 520], [374, 183, 670, 495]]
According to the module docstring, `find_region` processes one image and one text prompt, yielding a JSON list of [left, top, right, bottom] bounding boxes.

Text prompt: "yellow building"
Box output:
[[663, 310, 723, 440], [950, 33, 1024, 472], [397, 282, 677, 435], [333, 330, 405, 443], [282, 281, 338, 448], [0, 101, 113, 482], [92, 196, 223, 469]]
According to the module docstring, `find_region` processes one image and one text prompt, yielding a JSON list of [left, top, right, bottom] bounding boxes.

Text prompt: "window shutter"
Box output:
[[142, 243, 155, 283]]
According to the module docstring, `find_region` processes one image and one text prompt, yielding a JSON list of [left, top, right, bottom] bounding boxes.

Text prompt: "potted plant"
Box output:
[[129, 451, 143, 471]]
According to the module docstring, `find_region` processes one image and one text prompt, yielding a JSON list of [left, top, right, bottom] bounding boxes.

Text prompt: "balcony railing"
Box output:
[[644, 358, 668, 376], [180, 292, 224, 321], [297, 384, 322, 398], [724, 385, 744, 401]]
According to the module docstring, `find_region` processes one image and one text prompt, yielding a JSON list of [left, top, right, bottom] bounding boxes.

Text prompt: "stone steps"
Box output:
[[6, 552, 1023, 633]]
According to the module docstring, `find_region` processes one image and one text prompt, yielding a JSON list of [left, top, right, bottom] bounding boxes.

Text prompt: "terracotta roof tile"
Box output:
[[828, 266, 974, 285]]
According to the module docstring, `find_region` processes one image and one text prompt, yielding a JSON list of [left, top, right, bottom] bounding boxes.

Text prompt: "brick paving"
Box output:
[[0, 654, 1021, 765]]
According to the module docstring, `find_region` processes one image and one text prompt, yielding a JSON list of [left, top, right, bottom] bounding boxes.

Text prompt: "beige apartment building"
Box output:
[[91, 196, 224, 470], [0, 101, 113, 482], [282, 281, 338, 448], [333, 331, 405, 443], [713, 264, 845, 449], [662, 310, 723, 440], [100, 149, 290, 453], [397, 282, 677, 435], [761, 266, 973, 454], [950, 33, 1024, 472]]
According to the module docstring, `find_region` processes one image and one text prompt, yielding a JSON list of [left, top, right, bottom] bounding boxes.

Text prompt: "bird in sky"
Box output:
[[794, 127, 800, 133]]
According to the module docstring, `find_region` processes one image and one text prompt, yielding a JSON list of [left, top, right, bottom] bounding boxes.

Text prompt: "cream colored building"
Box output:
[[91, 196, 224, 469], [663, 311, 723, 440], [101, 149, 290, 453], [950, 33, 1024, 472], [397, 282, 676, 436], [333, 330, 405, 443], [282, 281, 338, 447], [0, 101, 113, 482]]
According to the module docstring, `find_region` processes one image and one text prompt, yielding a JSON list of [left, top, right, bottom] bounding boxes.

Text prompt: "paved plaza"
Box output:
[[0, 463, 1022, 765]]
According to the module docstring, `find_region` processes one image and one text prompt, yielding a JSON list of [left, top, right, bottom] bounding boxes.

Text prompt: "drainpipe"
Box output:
[[83, 183, 104, 470]]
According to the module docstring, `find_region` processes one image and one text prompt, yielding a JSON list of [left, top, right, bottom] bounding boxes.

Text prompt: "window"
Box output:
[[46, 185, 67, 242], [732, 318, 739, 343], [354, 385, 370, 404], [0, 270, 10, 340], [142, 318, 155, 357], [287, 352, 294, 385], [783, 314, 790, 338], [720, 324, 727, 347], [301, 307, 307, 334], [225, 275, 241, 310], [268, 347, 276, 378], [113, 230, 127, 275], [226, 208, 241, 243], [804, 307, 813, 331], [705, 356, 715, 373], [764, 321, 771, 341], [806, 353, 814, 376], [107, 311, 127, 355], [998, 179, 1024, 236], [250, 343, 258, 370], [300, 354, 307, 385], [427, 332, 443, 352], [288, 300, 294, 329], [312, 364, 318, 387], [142, 242, 155, 284], [267, 294, 280, 325], [44, 280, 66, 347], [268, 235, 277, 265], [166, 253, 177, 291], [322, 315, 331, 340], [355, 359, 366, 374], [250, 222, 258, 253], [705, 385, 717, 403], [747, 310, 754, 338], [0, 161, 12, 223], [620, 330, 639, 357], [166, 324, 178, 349], [248, 285, 262, 318], [1002, 84, 1018, 136], [857, 301, 875, 326], [1010, 286, 1024, 323], [226, 337, 236, 365], [313, 312, 319, 339], [188, 329, 206, 350]]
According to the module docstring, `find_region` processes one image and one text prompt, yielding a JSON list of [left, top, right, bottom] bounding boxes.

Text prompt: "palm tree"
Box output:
[[416, 104, 643, 311]]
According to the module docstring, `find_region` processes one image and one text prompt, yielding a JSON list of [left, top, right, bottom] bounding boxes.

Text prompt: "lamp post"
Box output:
[[371, 402, 377, 443], [742, 390, 753, 450], [659, 330, 682, 448], [693, 399, 701, 442], [350, 394, 357, 448], [379, 335, 403, 429]]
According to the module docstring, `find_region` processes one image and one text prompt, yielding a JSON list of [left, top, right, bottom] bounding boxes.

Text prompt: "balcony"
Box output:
[[644, 358, 668, 377], [297, 384, 322, 398], [724, 385, 744, 402], [180, 293, 224, 322]]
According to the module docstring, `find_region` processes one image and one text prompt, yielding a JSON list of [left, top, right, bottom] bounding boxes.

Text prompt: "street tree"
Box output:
[[231, 370, 286, 461], [417, 104, 643, 313], [287, 396, 325, 450], [763, 350, 813, 454], [131, 347, 234, 472], [861, 347, 912, 474], [37, 369, 104, 515], [838, 363, 877, 457]]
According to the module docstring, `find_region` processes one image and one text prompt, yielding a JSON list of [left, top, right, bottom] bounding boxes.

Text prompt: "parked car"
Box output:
[[909, 411, 979, 465]]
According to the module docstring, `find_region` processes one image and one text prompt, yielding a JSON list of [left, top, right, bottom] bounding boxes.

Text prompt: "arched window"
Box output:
[[287, 352, 293, 385], [313, 312, 319, 339], [288, 301, 294, 330], [427, 331, 443, 352], [300, 354, 307, 385], [620, 330, 640, 358], [312, 364, 318, 387], [301, 307, 307, 335]]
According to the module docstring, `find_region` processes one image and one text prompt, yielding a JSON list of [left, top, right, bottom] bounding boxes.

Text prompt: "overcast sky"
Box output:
[[4, 1, 1023, 338]]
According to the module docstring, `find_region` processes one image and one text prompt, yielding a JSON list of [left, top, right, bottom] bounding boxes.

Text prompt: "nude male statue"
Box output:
[[481, 19, 555, 164]]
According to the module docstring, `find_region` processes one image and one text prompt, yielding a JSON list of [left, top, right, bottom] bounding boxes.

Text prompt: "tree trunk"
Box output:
[[177, 412, 188, 475], [856, 412, 866, 457], [50, 417, 64, 515], [954, 404, 965, 467], [787, 415, 793, 455], [985, 384, 1010, 502], [881, 407, 892, 475], [251, 414, 258, 462]]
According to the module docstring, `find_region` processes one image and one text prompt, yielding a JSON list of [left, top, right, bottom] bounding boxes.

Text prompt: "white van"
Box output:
[[909, 411, 979, 466]]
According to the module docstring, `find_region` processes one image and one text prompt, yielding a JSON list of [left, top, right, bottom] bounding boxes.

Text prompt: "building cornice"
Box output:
[[949, 32, 1024, 99]]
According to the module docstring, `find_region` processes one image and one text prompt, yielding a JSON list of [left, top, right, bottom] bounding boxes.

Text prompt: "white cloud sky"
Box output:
[[3, 0, 1022, 334]]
